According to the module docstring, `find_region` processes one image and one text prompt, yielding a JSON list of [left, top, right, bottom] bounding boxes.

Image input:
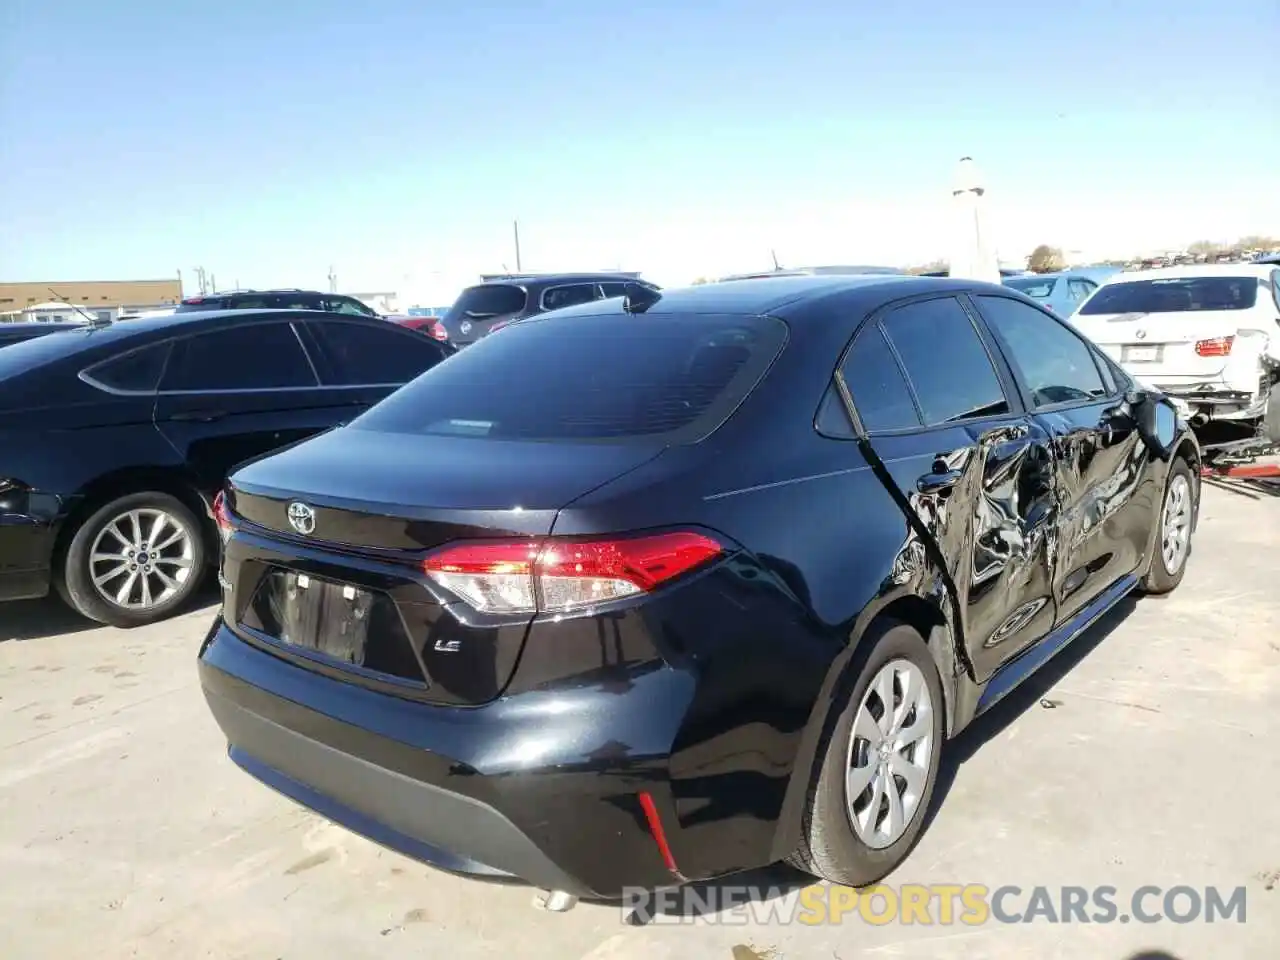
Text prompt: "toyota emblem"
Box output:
[[287, 501, 316, 535], [459, 320, 473, 335], [1135, 329, 1147, 340]]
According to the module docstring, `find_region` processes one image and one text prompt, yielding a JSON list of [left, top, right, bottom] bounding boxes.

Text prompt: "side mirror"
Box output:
[[1125, 391, 1178, 461]]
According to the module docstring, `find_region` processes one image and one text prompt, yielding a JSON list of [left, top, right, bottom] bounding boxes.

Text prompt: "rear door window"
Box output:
[[160, 323, 317, 391], [301, 319, 446, 386], [837, 323, 922, 432], [880, 297, 1011, 424], [1067, 278, 1096, 302], [321, 296, 378, 316], [975, 295, 1108, 406], [352, 313, 787, 442], [265, 292, 324, 311], [541, 283, 600, 311]]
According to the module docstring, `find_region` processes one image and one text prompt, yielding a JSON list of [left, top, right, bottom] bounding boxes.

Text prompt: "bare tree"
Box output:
[[1027, 245, 1065, 274]]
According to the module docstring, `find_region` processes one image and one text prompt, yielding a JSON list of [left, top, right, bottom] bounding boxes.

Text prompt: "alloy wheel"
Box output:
[[1161, 474, 1192, 575], [845, 658, 934, 849], [88, 508, 196, 610]]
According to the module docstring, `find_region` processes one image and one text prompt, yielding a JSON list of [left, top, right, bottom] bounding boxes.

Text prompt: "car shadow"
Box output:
[[1, 596, 98, 642], [1, 581, 222, 643], [919, 597, 1135, 836]]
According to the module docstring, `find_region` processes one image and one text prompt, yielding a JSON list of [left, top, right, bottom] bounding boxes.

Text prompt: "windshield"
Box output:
[[352, 312, 788, 442], [444, 284, 528, 320], [1004, 276, 1058, 299], [1078, 277, 1259, 314]]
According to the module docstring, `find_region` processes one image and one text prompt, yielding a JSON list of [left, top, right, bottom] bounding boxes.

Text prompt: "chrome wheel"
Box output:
[[1161, 474, 1192, 575], [846, 659, 934, 850], [88, 508, 195, 609]]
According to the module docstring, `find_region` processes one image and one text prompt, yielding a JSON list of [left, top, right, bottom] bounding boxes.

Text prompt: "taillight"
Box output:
[[1195, 336, 1234, 357], [212, 490, 233, 542], [428, 320, 448, 341], [422, 531, 724, 614]]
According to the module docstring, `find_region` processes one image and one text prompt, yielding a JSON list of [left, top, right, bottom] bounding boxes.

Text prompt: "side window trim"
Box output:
[[290, 320, 322, 385], [966, 292, 1114, 411]]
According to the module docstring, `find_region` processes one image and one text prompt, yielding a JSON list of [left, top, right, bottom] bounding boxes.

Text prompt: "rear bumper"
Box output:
[[198, 618, 716, 897], [1155, 386, 1264, 421]]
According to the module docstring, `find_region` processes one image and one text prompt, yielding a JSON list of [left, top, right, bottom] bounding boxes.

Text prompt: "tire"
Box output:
[[1140, 457, 1195, 596], [58, 491, 208, 628], [787, 620, 946, 887]]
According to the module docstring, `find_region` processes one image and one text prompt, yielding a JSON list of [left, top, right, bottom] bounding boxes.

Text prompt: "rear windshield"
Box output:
[[1004, 276, 1057, 299], [1078, 277, 1259, 314], [445, 284, 528, 320], [352, 313, 788, 442]]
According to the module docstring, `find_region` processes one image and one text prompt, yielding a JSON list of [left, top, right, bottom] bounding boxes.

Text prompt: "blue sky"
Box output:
[[2, 0, 1277, 299]]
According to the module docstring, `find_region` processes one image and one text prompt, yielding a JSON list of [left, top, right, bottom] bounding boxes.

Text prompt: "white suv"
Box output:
[[1070, 265, 1280, 428]]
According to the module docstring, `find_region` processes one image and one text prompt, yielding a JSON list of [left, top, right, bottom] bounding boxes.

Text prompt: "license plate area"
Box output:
[[243, 569, 426, 682], [1122, 343, 1161, 362]]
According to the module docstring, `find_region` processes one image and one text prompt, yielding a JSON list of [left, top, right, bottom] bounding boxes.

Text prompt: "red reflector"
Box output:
[[637, 790, 681, 876], [212, 490, 233, 541], [183, 297, 204, 304], [1195, 335, 1234, 357], [422, 531, 723, 614]]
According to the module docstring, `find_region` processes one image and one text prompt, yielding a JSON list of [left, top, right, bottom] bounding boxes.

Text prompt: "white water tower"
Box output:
[[947, 157, 1001, 283]]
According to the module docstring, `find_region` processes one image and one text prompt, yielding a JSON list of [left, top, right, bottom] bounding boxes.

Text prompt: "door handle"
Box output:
[[169, 409, 228, 423], [917, 469, 963, 495]]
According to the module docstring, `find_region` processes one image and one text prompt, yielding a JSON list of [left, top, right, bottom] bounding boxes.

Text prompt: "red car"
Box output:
[[387, 315, 449, 343]]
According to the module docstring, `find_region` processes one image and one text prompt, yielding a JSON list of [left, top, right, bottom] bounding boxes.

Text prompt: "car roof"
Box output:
[[526, 274, 992, 320], [0, 307, 377, 372], [469, 273, 646, 289], [1098, 264, 1275, 284], [0, 320, 87, 330]]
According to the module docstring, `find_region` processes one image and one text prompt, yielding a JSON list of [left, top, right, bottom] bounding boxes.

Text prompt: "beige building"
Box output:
[[0, 278, 183, 319]]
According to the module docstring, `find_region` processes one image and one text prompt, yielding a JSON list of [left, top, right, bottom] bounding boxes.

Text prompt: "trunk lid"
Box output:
[[221, 425, 664, 706], [1072, 309, 1252, 386]]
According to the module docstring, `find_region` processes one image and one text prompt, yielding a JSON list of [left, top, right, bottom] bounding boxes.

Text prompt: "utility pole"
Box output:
[[192, 267, 208, 295], [328, 265, 338, 293], [513, 220, 522, 272], [210, 273, 217, 293]]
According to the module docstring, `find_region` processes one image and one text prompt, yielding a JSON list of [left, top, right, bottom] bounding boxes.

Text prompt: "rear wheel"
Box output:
[[58, 491, 207, 627], [1140, 457, 1195, 596], [787, 621, 945, 886]]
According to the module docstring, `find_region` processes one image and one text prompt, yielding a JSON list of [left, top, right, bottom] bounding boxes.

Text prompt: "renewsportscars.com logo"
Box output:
[[620, 884, 1249, 926]]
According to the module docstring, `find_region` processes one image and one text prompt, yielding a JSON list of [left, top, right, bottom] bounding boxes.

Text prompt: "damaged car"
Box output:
[[1070, 265, 1280, 434]]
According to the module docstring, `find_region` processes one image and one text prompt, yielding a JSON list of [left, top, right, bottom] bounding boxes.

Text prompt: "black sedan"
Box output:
[[0, 309, 450, 626], [199, 276, 1199, 906]]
